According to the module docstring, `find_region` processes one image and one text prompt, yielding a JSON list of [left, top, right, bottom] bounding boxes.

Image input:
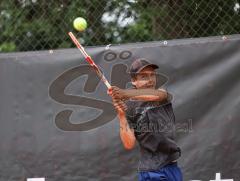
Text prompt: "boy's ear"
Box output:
[[131, 77, 137, 86]]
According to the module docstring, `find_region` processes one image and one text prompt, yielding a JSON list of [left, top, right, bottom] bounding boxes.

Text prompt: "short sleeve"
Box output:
[[158, 85, 173, 103]]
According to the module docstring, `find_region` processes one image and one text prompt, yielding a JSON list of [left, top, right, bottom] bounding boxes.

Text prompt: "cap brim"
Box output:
[[137, 64, 159, 73]]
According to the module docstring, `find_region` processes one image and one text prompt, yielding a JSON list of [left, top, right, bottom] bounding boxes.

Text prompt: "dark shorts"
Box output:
[[138, 163, 183, 181]]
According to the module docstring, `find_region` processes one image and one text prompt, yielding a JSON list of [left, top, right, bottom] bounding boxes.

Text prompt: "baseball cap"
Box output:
[[129, 58, 159, 78]]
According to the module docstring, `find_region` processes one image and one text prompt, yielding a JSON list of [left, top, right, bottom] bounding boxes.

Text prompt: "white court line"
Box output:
[[27, 178, 45, 181]]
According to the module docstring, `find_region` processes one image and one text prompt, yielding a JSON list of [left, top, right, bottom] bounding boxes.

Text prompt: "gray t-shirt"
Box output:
[[125, 93, 181, 172]]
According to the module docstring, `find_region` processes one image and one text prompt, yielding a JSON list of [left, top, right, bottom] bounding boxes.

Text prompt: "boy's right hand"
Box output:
[[108, 87, 127, 113], [113, 98, 127, 114]]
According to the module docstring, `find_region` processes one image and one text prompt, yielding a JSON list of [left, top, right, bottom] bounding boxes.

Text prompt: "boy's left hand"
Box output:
[[107, 86, 128, 100]]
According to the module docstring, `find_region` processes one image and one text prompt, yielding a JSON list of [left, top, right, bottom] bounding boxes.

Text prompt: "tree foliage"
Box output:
[[0, 0, 239, 52]]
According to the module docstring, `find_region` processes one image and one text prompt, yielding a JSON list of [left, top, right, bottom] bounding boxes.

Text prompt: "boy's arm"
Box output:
[[111, 86, 168, 102], [117, 111, 136, 150], [124, 88, 167, 101], [108, 89, 136, 150]]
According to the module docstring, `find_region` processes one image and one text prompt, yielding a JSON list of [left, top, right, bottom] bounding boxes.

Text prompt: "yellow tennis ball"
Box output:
[[73, 17, 87, 32]]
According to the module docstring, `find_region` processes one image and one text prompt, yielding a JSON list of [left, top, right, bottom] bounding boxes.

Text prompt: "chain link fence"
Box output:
[[1, 0, 240, 52]]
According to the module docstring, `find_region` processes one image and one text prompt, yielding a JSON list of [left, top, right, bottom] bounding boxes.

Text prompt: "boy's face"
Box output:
[[131, 66, 157, 89]]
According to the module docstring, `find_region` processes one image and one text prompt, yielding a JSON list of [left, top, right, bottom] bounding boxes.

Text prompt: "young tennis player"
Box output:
[[108, 58, 183, 181]]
